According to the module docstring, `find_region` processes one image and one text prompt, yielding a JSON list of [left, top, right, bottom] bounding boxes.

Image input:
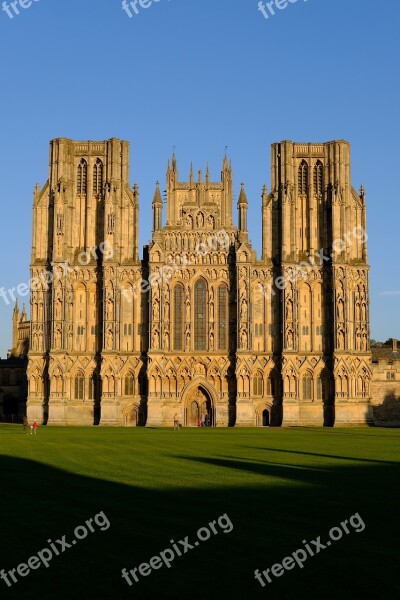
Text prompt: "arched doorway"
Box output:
[[185, 387, 214, 426], [256, 403, 273, 427], [123, 404, 139, 427]]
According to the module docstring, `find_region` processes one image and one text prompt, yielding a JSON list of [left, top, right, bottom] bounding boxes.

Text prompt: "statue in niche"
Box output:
[[185, 299, 191, 322], [287, 329, 293, 349], [153, 299, 160, 321], [164, 331, 170, 350], [337, 301, 344, 321], [240, 298, 248, 321], [55, 297, 62, 320], [240, 328, 247, 349], [107, 299, 114, 321], [338, 330, 345, 350], [164, 300, 170, 321], [55, 328, 62, 348], [210, 332, 214, 351], [197, 213, 204, 228], [106, 329, 113, 349], [208, 215, 214, 228], [152, 329, 159, 349], [185, 326, 191, 350], [57, 234, 63, 255], [362, 334, 368, 351], [286, 300, 293, 321]]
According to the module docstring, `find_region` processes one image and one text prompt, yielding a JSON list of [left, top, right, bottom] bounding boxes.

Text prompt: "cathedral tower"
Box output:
[[27, 139, 143, 425]]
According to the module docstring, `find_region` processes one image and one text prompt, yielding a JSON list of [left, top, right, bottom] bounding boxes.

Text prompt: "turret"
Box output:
[[152, 181, 163, 233], [238, 183, 248, 242]]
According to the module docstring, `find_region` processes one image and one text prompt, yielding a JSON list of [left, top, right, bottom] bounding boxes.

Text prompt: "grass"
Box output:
[[0, 425, 399, 599]]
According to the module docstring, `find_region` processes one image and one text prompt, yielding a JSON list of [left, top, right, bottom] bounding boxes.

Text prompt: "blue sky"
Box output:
[[0, 0, 399, 356]]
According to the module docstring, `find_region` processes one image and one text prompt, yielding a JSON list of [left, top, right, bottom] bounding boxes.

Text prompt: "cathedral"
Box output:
[[25, 137, 374, 427]]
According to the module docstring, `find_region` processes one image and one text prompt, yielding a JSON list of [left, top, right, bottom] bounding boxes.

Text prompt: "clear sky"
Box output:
[[0, 0, 399, 357]]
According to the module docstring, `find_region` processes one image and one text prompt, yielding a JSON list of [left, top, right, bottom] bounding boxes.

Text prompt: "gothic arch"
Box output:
[[255, 401, 273, 427]]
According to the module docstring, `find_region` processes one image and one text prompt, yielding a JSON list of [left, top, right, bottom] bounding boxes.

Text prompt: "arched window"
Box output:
[[77, 159, 87, 195], [93, 159, 103, 195], [298, 160, 308, 195], [253, 372, 263, 396], [302, 373, 312, 400], [218, 284, 228, 351], [74, 372, 84, 400], [124, 374, 134, 396], [313, 160, 323, 195], [173, 284, 184, 351], [194, 279, 207, 350]]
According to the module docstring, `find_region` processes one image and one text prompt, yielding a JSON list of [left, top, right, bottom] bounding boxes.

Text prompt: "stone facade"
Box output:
[[371, 340, 400, 425], [24, 137, 374, 426]]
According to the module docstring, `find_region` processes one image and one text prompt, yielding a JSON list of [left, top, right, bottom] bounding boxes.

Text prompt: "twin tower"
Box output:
[[27, 138, 372, 427]]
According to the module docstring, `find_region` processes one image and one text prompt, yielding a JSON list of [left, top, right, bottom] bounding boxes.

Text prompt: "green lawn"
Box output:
[[0, 425, 399, 599]]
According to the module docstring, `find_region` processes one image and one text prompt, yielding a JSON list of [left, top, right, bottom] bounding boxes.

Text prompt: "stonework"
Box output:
[[21, 137, 376, 426], [371, 340, 400, 425]]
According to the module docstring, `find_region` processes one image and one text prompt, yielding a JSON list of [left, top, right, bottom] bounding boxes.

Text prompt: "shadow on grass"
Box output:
[[0, 453, 399, 600]]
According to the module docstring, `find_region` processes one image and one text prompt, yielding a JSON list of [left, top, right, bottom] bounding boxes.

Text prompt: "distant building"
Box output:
[[0, 301, 29, 422], [371, 339, 400, 425]]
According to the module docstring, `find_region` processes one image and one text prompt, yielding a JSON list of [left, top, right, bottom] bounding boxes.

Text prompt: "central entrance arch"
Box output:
[[184, 385, 215, 427]]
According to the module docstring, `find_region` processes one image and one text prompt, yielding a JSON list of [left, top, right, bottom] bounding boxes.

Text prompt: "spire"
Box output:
[[13, 299, 19, 315], [152, 181, 163, 206], [223, 148, 229, 171], [152, 181, 163, 232], [238, 182, 248, 206], [21, 304, 27, 321], [198, 169, 203, 183], [206, 163, 210, 185], [360, 184, 365, 200], [172, 148, 177, 170], [262, 184, 268, 206], [189, 162, 194, 187], [238, 183, 248, 237]]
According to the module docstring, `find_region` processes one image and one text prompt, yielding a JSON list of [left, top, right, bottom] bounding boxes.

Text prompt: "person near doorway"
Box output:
[[32, 419, 38, 435], [173, 413, 179, 430], [23, 416, 28, 433], [205, 413, 210, 427]]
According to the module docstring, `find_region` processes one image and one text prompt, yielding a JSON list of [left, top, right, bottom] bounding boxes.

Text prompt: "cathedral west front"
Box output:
[[25, 138, 373, 427]]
